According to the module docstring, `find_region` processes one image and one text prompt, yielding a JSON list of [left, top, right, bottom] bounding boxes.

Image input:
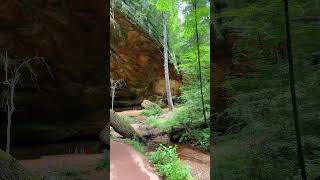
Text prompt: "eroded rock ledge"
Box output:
[[0, 0, 107, 144], [110, 11, 181, 107]]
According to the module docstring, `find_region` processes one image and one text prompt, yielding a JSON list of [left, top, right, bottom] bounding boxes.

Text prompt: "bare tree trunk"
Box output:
[[1, 53, 52, 154], [110, 78, 124, 111], [109, 110, 145, 143], [193, 0, 207, 122], [6, 84, 15, 153], [162, 13, 174, 111], [6, 108, 12, 153], [111, 86, 115, 111], [283, 0, 307, 179]]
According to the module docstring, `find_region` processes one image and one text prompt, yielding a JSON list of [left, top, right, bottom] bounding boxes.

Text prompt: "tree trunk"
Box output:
[[283, 0, 307, 179], [193, 0, 207, 123], [162, 13, 174, 111], [109, 110, 145, 143], [6, 84, 15, 153], [6, 110, 11, 153], [0, 149, 42, 180], [111, 86, 115, 111]]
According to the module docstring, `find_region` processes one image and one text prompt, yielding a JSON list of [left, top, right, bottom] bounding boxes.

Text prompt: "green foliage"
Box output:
[[115, 0, 210, 152], [196, 128, 210, 150], [148, 144, 193, 180], [142, 103, 162, 117], [124, 138, 146, 154], [122, 115, 136, 123], [155, 0, 175, 12], [146, 115, 163, 129], [213, 0, 320, 179], [179, 128, 210, 150]]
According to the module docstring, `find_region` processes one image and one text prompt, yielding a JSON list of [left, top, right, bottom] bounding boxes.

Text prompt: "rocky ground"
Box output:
[[20, 153, 108, 180]]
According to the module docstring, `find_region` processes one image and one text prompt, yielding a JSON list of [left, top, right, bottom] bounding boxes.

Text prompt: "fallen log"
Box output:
[[0, 149, 42, 180], [99, 110, 146, 145], [99, 126, 110, 147]]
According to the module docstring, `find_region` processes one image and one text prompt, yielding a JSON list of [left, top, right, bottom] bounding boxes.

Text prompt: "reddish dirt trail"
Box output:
[[20, 153, 108, 180], [117, 109, 210, 180], [110, 140, 160, 180]]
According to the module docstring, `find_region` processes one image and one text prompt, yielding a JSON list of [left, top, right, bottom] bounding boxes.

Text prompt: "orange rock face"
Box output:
[[110, 11, 181, 107]]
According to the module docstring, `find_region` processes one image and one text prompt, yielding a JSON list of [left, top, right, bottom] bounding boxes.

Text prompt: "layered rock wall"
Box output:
[[0, 0, 107, 144], [110, 11, 181, 107]]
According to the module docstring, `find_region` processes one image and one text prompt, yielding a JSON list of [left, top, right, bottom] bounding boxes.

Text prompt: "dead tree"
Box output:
[[110, 78, 125, 111], [100, 110, 145, 145], [0, 52, 52, 153]]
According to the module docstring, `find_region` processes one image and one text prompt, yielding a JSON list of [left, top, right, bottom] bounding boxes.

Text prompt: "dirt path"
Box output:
[[110, 140, 160, 180], [20, 153, 108, 180], [178, 146, 210, 180], [116, 109, 210, 180]]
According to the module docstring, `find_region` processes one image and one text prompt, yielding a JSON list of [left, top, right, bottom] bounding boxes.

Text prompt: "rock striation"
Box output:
[[0, 0, 107, 144]]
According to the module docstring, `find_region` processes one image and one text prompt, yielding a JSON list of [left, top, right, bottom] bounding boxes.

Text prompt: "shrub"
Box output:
[[146, 115, 162, 129], [142, 103, 162, 117], [124, 138, 145, 154], [179, 128, 210, 151], [148, 144, 193, 180], [196, 128, 210, 150]]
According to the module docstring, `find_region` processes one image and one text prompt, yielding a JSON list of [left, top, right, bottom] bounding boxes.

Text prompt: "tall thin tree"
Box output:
[[193, 0, 207, 122], [162, 12, 174, 111], [283, 0, 307, 179]]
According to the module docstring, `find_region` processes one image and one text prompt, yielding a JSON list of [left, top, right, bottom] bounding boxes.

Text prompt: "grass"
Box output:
[[141, 103, 162, 117], [122, 115, 136, 123], [124, 138, 146, 154], [146, 107, 184, 131], [145, 107, 210, 150], [148, 144, 193, 180]]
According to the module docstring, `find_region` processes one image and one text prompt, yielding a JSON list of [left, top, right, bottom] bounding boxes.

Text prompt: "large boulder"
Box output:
[[0, 0, 107, 144]]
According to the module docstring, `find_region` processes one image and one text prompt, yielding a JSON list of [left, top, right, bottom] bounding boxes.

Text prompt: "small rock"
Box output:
[[152, 135, 169, 144]]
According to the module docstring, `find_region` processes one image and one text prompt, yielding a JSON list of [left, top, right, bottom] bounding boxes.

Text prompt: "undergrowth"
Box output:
[[179, 128, 210, 151], [141, 103, 162, 117], [124, 138, 146, 154], [146, 107, 210, 150], [148, 144, 193, 180], [122, 115, 136, 123]]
